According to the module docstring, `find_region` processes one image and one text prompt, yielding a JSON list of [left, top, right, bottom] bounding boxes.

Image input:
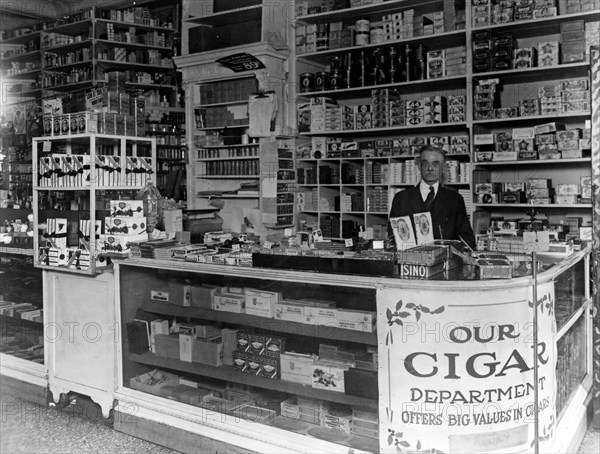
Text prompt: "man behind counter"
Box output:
[[388, 145, 476, 249]]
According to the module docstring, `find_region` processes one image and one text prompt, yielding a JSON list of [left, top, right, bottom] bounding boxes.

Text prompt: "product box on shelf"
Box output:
[[280, 352, 315, 385], [190, 285, 218, 309], [104, 216, 147, 235], [259, 356, 279, 379], [110, 200, 144, 217], [212, 290, 245, 313], [191, 338, 223, 367], [311, 359, 350, 392], [167, 281, 191, 307], [221, 328, 239, 366], [244, 289, 280, 318], [320, 402, 352, 433], [129, 369, 179, 395], [159, 385, 213, 406], [150, 319, 169, 354], [233, 404, 277, 424], [275, 300, 312, 324], [154, 334, 179, 359]]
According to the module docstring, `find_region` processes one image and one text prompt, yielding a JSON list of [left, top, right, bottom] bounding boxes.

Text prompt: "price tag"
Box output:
[[523, 231, 550, 252], [43, 141, 51, 152], [263, 241, 273, 249], [232, 244, 240, 252], [216, 53, 266, 72], [344, 238, 353, 247], [284, 228, 293, 237], [312, 229, 324, 243], [373, 240, 384, 250]]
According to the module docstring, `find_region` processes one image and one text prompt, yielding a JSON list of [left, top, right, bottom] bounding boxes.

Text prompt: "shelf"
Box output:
[[141, 301, 377, 345], [125, 82, 177, 89], [95, 18, 176, 34], [34, 264, 102, 275], [42, 80, 104, 91], [0, 31, 41, 45], [472, 62, 590, 83], [473, 112, 590, 126], [1, 49, 40, 63], [297, 0, 437, 24], [5, 88, 42, 98], [146, 106, 185, 113], [96, 60, 175, 72], [44, 19, 93, 35], [130, 352, 378, 410], [474, 203, 592, 209], [200, 144, 259, 149], [196, 100, 250, 108], [197, 175, 260, 179], [0, 247, 34, 256], [95, 39, 170, 51], [196, 194, 259, 199], [0, 314, 43, 328], [196, 125, 250, 131], [475, 158, 591, 166], [299, 30, 466, 63], [186, 6, 262, 26], [41, 39, 93, 53], [300, 75, 466, 98], [42, 60, 92, 71], [300, 122, 467, 136], [33, 185, 146, 191], [33, 133, 155, 142], [264, 224, 295, 229], [2, 69, 41, 80], [299, 153, 470, 162], [471, 10, 600, 37], [196, 157, 259, 161]]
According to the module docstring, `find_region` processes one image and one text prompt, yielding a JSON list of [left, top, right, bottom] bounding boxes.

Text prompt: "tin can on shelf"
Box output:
[[315, 71, 330, 91], [356, 19, 370, 33], [330, 70, 342, 90], [330, 56, 342, 71], [370, 27, 384, 44], [355, 32, 369, 46], [300, 73, 315, 93]]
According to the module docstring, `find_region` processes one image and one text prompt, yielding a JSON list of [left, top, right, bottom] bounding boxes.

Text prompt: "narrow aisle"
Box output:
[[0, 384, 178, 454]]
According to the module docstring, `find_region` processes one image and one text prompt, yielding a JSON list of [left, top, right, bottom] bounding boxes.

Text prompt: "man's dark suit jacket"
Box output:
[[388, 184, 476, 249]]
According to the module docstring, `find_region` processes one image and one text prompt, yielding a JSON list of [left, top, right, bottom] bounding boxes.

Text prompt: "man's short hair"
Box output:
[[418, 144, 446, 158]]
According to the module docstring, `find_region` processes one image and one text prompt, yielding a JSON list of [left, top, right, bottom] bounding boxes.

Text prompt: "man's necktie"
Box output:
[[425, 186, 435, 209]]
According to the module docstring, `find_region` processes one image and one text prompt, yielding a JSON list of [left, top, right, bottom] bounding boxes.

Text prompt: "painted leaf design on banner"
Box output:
[[387, 300, 445, 326], [528, 292, 554, 317], [387, 428, 444, 453]]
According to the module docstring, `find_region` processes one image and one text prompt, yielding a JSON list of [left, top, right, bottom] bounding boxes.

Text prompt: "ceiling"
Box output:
[[0, 0, 153, 30]]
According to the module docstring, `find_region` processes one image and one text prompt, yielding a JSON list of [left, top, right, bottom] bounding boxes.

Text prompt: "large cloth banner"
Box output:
[[378, 282, 556, 453]]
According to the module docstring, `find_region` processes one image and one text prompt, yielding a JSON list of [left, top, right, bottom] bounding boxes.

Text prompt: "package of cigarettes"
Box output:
[[562, 79, 589, 91], [555, 195, 578, 205], [562, 101, 589, 113]]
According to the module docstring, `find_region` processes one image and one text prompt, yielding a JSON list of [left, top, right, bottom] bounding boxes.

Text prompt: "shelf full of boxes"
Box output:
[[32, 133, 156, 275], [118, 259, 380, 452], [294, 0, 471, 240], [469, 0, 599, 247], [0, 2, 182, 198]]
